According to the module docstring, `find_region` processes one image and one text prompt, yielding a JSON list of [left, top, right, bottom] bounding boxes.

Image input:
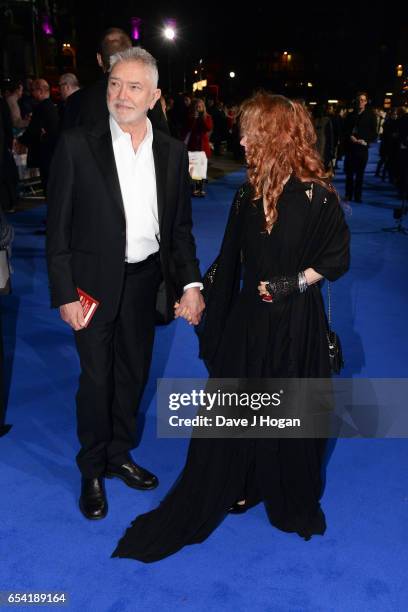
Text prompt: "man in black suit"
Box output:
[[18, 79, 59, 194], [343, 92, 377, 203], [46, 47, 204, 520], [62, 27, 169, 135]]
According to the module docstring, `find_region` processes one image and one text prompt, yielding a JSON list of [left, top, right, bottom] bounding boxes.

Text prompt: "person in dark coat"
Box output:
[[375, 108, 399, 182], [112, 93, 350, 563], [62, 27, 169, 135], [206, 98, 228, 155], [343, 92, 377, 202], [18, 79, 59, 194], [57, 73, 80, 124], [46, 47, 204, 521]]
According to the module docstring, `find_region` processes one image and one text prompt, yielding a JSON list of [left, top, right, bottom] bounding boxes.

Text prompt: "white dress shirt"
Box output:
[[110, 115, 202, 291], [110, 116, 159, 263]]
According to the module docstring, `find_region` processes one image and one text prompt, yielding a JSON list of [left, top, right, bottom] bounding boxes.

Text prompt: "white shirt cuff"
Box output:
[[183, 282, 204, 292]]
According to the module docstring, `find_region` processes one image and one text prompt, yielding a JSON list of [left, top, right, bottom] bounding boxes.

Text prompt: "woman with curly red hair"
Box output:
[[113, 92, 350, 563]]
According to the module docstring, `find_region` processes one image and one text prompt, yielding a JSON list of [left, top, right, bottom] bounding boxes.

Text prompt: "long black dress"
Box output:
[[112, 176, 350, 562]]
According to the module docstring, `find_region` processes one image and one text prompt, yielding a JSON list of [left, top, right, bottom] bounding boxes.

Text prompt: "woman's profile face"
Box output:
[[240, 134, 248, 151]]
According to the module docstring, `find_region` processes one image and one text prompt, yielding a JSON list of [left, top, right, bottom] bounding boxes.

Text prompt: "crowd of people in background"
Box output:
[[1, 30, 408, 214]]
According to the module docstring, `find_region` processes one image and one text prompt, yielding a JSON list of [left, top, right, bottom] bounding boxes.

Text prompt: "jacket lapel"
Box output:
[[152, 130, 169, 229], [86, 120, 170, 227], [86, 120, 125, 216]]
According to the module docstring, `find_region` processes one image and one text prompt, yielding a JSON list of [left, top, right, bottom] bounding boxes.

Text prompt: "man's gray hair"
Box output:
[[60, 73, 79, 88], [109, 47, 159, 87]]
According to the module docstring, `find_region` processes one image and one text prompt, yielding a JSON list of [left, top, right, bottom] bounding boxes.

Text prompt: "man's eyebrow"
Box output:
[[109, 77, 143, 86]]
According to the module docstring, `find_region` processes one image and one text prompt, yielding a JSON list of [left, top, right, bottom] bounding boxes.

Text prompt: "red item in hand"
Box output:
[[262, 294, 273, 303], [77, 288, 100, 327]]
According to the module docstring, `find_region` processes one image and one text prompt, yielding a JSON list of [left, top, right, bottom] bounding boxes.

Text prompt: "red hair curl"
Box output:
[[239, 92, 334, 230]]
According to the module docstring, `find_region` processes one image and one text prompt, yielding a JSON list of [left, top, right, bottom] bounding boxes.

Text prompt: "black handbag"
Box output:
[[326, 281, 344, 374]]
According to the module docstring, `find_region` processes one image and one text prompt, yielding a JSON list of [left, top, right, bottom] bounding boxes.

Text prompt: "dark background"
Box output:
[[1, 0, 407, 104]]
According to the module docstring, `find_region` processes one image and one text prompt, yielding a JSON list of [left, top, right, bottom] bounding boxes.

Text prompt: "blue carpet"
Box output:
[[1, 147, 408, 612]]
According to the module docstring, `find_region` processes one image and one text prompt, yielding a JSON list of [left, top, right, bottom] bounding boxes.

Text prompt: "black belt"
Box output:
[[125, 251, 160, 273]]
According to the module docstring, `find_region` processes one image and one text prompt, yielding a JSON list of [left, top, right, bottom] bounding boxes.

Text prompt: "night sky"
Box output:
[[65, 1, 408, 102]]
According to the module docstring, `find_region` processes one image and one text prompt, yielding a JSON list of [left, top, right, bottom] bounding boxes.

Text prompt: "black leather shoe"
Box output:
[[105, 461, 158, 490], [228, 500, 250, 514], [79, 477, 108, 520]]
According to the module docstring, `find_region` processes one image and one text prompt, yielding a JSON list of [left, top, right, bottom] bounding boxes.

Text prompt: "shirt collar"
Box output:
[[109, 115, 153, 149]]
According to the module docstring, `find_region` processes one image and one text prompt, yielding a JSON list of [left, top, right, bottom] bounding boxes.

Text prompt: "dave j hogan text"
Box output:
[[168, 415, 301, 429]]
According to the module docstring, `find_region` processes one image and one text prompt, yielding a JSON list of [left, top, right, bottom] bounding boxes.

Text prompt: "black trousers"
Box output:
[[74, 254, 162, 478], [344, 144, 369, 201]]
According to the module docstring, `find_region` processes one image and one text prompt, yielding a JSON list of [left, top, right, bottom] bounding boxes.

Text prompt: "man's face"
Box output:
[[358, 95, 367, 111], [31, 80, 49, 101], [59, 80, 71, 101], [107, 60, 160, 126], [32, 86, 45, 101]]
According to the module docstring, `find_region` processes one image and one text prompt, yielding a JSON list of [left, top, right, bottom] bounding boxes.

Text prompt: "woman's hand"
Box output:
[[258, 269, 323, 301], [257, 275, 299, 302]]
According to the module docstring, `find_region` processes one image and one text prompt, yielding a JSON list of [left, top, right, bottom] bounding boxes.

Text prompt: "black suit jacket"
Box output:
[[46, 120, 201, 324], [344, 108, 377, 147]]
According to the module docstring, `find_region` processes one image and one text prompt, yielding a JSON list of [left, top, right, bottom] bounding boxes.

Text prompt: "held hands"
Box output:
[[174, 287, 205, 326], [59, 301, 85, 331]]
